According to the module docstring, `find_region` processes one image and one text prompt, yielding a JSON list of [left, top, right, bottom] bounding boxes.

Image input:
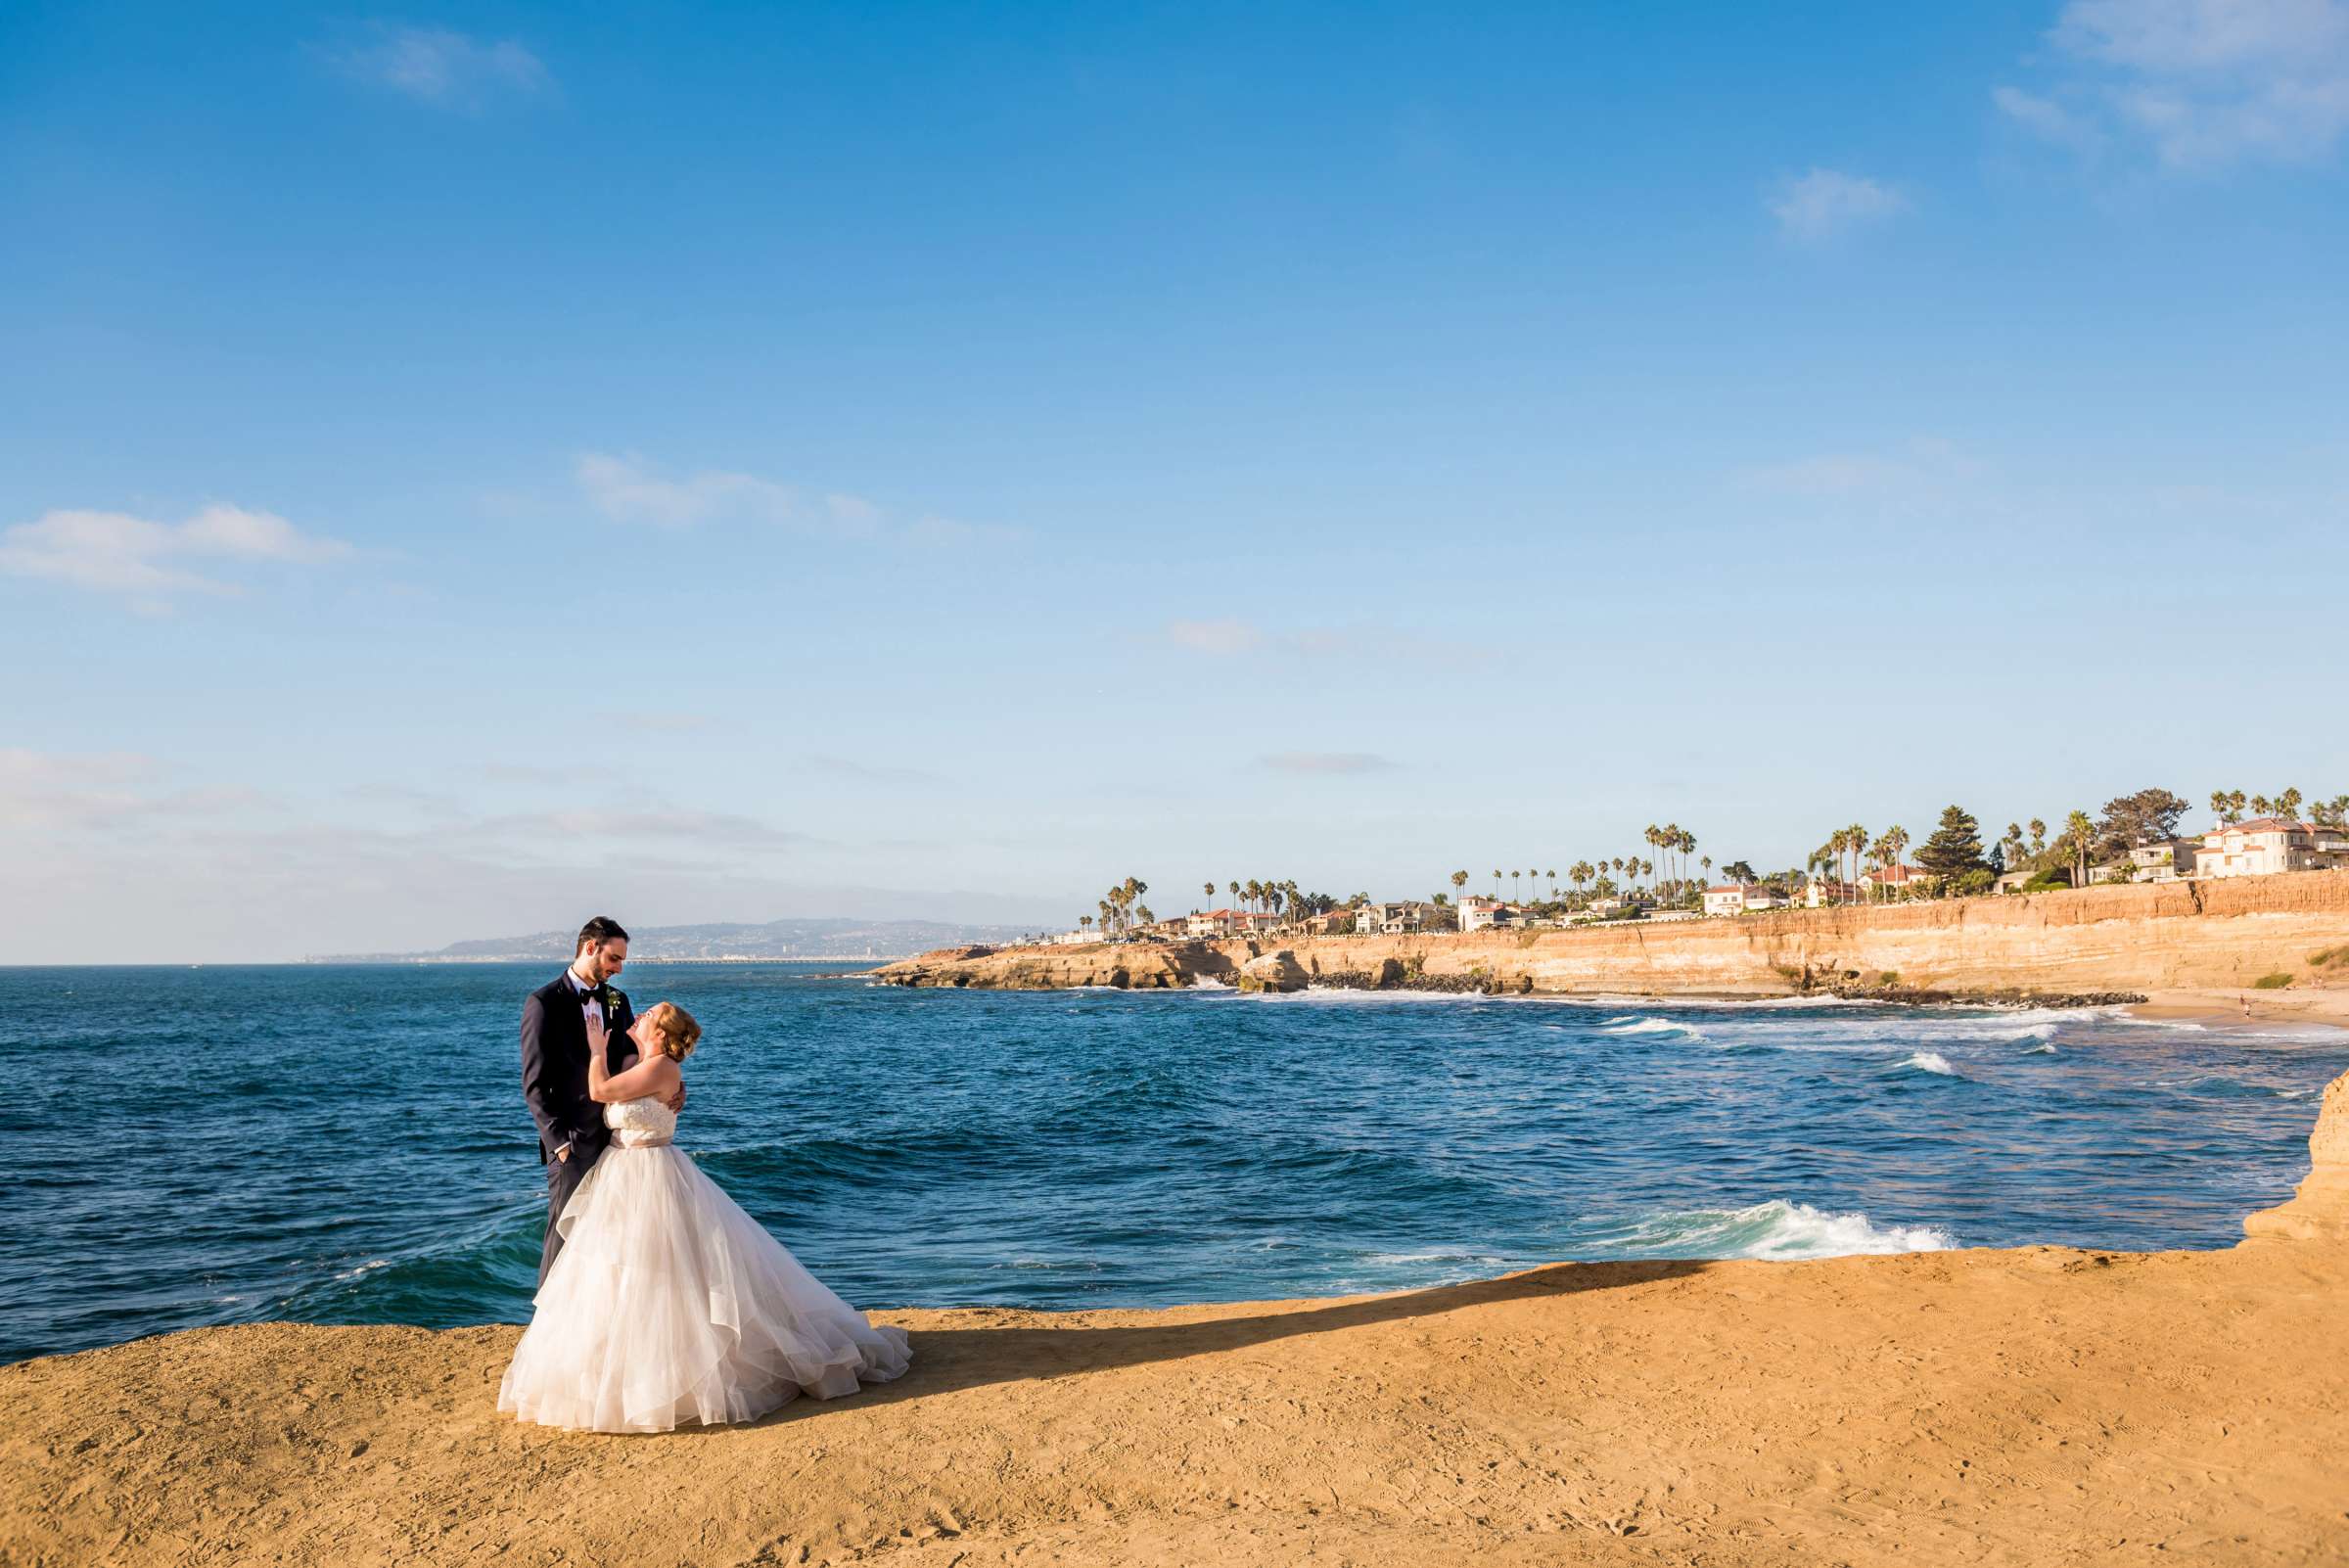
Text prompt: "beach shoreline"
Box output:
[[2127, 985, 2349, 1028]]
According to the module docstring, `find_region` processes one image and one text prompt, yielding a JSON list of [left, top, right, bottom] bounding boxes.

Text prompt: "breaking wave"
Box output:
[[1600, 1016, 1706, 1039], [1897, 1051, 1959, 1077], [1602, 1199, 1955, 1261]]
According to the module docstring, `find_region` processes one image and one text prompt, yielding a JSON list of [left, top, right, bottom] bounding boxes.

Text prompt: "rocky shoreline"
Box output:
[[869, 873, 2349, 1003]]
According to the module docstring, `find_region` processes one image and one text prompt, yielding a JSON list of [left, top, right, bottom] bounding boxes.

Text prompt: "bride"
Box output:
[[498, 1000, 910, 1432]]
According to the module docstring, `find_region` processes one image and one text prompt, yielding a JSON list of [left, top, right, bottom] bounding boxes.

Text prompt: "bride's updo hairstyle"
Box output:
[[640, 1001, 702, 1061]]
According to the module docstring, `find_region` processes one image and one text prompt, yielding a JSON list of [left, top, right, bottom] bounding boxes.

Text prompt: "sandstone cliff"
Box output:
[[872, 870, 2349, 997], [2245, 1066, 2349, 1242]]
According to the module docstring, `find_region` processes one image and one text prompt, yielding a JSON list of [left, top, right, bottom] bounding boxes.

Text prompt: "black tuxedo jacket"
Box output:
[[520, 972, 636, 1165]]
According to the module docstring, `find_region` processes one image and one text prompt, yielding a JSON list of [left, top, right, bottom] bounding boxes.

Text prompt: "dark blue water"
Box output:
[[2, 962, 2342, 1365]]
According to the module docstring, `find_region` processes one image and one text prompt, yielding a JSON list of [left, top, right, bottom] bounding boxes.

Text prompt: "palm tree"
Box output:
[[2279, 787, 2305, 822], [2028, 818, 2047, 857], [2066, 808, 2095, 886], [1492, 868, 1502, 898], [1847, 824, 1869, 896], [1203, 881, 1215, 907], [1700, 854, 1713, 883], [1228, 879, 1240, 913], [1451, 869, 1470, 900], [1877, 825, 1910, 900], [1510, 869, 1521, 905]]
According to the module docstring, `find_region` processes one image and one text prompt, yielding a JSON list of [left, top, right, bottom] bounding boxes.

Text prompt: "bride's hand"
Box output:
[[585, 1008, 608, 1052]]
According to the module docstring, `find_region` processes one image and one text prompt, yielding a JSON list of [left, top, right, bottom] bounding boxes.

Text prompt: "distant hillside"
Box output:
[[311, 917, 1037, 964]]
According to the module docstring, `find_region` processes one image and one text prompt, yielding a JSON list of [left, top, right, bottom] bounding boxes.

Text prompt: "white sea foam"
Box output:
[[1897, 1051, 1959, 1077], [2005, 1022, 2059, 1042], [1186, 976, 1234, 991], [334, 1260, 390, 1281], [1290, 987, 1482, 1003], [2021, 1042, 2057, 1055], [1600, 1016, 1704, 1038], [1611, 1199, 1954, 1260]]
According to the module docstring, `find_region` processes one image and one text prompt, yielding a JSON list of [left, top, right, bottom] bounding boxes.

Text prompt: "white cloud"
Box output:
[[575, 452, 1021, 547], [1164, 617, 1267, 655], [1767, 169, 1911, 242], [576, 452, 794, 529], [0, 504, 349, 606], [1992, 85, 2109, 153], [1260, 752, 1398, 776], [803, 755, 945, 785], [2004, 0, 2349, 168], [329, 24, 550, 109], [1733, 438, 1980, 506]]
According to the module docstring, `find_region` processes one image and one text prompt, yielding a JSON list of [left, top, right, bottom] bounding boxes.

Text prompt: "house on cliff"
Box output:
[[1459, 895, 1509, 932], [2192, 818, 2349, 878], [1353, 901, 1436, 936], [1704, 884, 1786, 916], [1865, 864, 1926, 899], [2090, 837, 2201, 884]]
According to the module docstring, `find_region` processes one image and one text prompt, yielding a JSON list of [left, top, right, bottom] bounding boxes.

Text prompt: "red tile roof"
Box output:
[[2211, 817, 2309, 835]]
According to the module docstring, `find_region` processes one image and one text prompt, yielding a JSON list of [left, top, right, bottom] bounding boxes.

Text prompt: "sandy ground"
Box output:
[[2131, 987, 2349, 1028], [6, 1229, 2348, 1568]]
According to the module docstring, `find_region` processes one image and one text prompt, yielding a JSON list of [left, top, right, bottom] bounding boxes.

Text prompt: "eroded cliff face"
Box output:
[[2245, 1069, 2349, 1243], [872, 871, 2349, 997]]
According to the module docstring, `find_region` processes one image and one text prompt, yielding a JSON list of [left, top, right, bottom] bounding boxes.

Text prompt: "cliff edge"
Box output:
[[2245, 1067, 2349, 1242]]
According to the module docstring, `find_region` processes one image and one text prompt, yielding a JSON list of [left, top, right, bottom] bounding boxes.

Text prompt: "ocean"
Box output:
[[3, 961, 2341, 1366]]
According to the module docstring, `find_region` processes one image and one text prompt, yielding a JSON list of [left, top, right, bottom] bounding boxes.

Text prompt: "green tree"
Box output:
[[2064, 808, 2095, 886], [1875, 825, 1910, 899], [1451, 869, 1470, 899], [2096, 788, 2191, 859], [1914, 806, 1986, 890]]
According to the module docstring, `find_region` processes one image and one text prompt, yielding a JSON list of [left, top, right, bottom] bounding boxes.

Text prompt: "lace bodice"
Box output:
[[604, 1096, 677, 1148]]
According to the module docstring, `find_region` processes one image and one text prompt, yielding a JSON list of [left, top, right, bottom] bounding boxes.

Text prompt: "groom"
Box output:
[[521, 916, 683, 1285]]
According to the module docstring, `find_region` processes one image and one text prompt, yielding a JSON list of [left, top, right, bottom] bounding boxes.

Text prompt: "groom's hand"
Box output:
[[664, 1084, 687, 1114]]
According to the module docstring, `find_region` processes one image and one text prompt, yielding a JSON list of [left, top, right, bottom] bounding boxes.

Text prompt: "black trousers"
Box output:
[[538, 1144, 602, 1287]]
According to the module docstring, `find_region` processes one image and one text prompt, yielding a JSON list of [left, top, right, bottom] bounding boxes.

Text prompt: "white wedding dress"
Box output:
[[498, 1095, 910, 1432]]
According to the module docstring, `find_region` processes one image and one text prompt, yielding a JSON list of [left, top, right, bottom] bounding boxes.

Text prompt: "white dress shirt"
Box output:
[[558, 970, 603, 1161]]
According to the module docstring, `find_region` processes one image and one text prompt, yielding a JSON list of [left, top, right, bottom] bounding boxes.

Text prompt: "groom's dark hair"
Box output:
[[576, 916, 629, 953]]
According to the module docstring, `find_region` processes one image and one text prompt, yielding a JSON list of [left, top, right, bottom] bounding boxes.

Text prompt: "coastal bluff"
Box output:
[[5, 1074, 2347, 1566], [872, 870, 2349, 999]]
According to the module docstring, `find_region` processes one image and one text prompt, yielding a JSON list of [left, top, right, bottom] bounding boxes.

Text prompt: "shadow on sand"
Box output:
[[693, 1259, 1709, 1431]]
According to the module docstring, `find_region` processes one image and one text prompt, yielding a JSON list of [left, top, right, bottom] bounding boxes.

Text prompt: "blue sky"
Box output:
[[5, 1, 2346, 961]]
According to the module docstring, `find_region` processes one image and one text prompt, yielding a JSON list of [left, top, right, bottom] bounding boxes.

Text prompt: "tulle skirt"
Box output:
[[497, 1143, 911, 1433]]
